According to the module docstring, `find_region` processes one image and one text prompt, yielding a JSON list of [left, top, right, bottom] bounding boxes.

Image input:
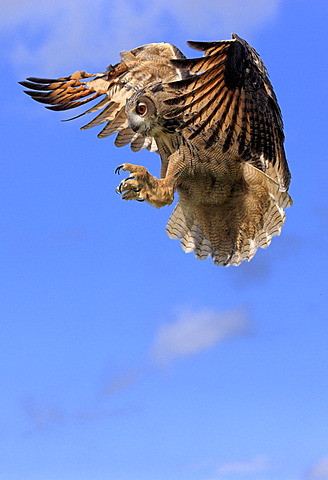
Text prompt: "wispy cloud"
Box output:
[[216, 455, 269, 475], [3, 0, 282, 74], [100, 367, 143, 396], [22, 397, 66, 431], [22, 396, 141, 433], [151, 307, 251, 364], [306, 456, 328, 479]]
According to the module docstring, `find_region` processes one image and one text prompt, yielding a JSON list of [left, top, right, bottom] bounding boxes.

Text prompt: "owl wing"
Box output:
[[20, 42, 187, 153], [164, 34, 291, 191]]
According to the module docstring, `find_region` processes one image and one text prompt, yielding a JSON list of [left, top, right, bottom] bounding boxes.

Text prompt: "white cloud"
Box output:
[[151, 307, 250, 364], [307, 456, 328, 479], [216, 455, 269, 475], [3, 0, 282, 74], [164, 0, 281, 36]]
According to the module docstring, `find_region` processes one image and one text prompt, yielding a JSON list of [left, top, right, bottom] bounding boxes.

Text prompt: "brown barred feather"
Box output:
[[164, 35, 291, 190], [20, 35, 291, 266]]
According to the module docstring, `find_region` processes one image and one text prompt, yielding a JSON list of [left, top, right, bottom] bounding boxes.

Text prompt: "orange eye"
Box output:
[[136, 102, 147, 116]]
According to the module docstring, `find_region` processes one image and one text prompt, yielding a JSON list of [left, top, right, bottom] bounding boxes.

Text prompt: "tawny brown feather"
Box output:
[[20, 35, 292, 266]]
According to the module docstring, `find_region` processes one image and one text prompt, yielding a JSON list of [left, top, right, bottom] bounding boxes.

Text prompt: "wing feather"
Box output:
[[165, 34, 291, 191], [114, 128, 138, 148], [20, 42, 188, 151]]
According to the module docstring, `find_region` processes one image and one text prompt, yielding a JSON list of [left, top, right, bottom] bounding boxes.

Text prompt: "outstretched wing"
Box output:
[[20, 42, 187, 152], [165, 34, 291, 191]]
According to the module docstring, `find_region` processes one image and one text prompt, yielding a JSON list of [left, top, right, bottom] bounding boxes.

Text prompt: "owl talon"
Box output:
[[124, 176, 141, 192], [121, 190, 145, 201], [115, 164, 126, 175], [116, 181, 125, 194], [116, 177, 142, 195]]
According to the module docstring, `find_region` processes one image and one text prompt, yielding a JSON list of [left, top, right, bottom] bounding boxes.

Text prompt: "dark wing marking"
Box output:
[[164, 34, 291, 191]]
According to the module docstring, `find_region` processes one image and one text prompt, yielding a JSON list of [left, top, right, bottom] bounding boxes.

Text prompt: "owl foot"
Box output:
[[115, 163, 174, 207]]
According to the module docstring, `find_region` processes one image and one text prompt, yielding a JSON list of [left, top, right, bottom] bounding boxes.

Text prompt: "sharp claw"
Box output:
[[115, 164, 124, 175], [115, 174, 143, 199], [115, 179, 126, 194]]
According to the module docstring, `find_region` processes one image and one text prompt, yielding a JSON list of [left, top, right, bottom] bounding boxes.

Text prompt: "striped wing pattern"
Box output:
[[19, 43, 187, 151], [165, 34, 291, 191]]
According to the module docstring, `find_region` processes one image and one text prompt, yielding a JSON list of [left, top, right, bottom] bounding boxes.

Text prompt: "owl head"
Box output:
[[125, 87, 182, 137]]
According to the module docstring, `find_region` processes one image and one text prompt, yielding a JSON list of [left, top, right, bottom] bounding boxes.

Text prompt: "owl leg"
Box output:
[[115, 163, 175, 208]]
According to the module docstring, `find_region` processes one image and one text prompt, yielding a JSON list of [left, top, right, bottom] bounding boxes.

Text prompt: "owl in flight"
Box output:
[[20, 34, 292, 266]]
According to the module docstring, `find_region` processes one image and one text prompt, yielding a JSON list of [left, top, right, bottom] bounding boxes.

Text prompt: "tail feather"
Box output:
[[166, 203, 213, 261], [166, 163, 292, 267]]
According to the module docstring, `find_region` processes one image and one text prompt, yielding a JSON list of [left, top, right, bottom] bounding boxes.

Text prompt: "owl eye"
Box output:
[[136, 102, 147, 116]]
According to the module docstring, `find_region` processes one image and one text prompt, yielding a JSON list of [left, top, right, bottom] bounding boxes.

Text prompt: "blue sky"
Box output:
[[1, 0, 328, 479]]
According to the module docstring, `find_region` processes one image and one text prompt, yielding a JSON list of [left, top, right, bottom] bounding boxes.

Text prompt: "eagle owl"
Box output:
[[20, 34, 292, 266]]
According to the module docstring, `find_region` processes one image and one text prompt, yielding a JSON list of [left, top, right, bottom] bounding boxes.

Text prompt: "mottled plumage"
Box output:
[[20, 35, 292, 266]]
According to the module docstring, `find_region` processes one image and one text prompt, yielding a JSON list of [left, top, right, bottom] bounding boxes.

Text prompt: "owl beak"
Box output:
[[128, 115, 148, 134], [129, 117, 141, 133]]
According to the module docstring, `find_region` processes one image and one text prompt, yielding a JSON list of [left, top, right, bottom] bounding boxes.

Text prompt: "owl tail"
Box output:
[[166, 163, 292, 267], [166, 200, 214, 262]]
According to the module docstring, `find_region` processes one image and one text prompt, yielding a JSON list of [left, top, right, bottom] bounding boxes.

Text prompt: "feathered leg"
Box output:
[[115, 152, 187, 208]]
